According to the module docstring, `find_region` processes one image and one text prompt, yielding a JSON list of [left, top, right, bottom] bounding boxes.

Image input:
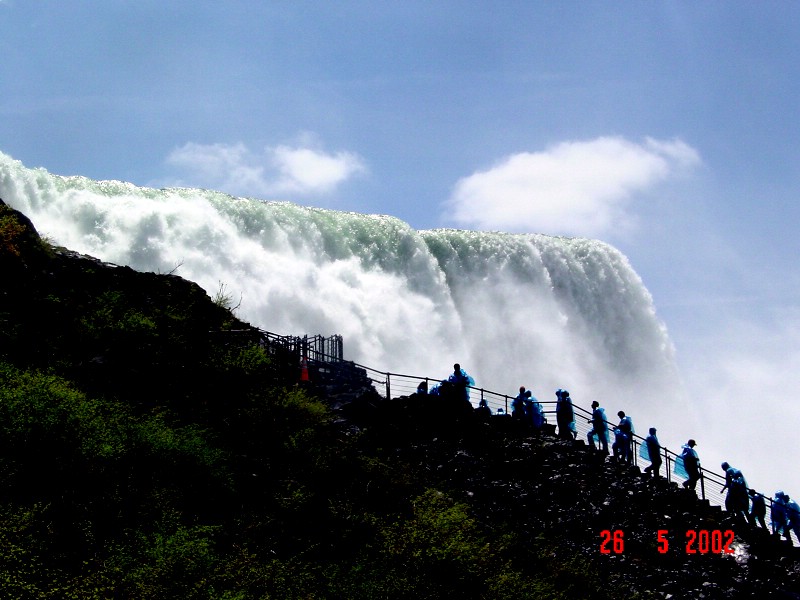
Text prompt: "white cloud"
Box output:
[[163, 139, 366, 199], [270, 145, 365, 194], [445, 136, 701, 238]]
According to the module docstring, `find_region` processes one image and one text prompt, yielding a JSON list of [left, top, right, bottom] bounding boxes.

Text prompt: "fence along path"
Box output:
[[252, 328, 790, 543]]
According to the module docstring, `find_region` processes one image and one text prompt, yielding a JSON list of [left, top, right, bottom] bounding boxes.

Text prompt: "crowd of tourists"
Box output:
[[417, 364, 800, 547]]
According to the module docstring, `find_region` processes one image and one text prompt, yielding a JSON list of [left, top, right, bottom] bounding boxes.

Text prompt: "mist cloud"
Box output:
[[445, 137, 701, 238], [679, 311, 800, 497], [163, 140, 366, 199]]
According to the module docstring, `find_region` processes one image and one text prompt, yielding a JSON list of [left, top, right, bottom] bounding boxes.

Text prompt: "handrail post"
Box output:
[[700, 467, 706, 500], [665, 450, 671, 483]]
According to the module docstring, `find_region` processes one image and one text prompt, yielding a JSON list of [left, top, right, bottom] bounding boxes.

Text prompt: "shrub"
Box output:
[[108, 520, 222, 600], [0, 213, 26, 257]]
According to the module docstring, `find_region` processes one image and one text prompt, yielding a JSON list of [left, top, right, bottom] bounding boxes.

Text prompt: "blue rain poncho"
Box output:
[[673, 444, 699, 479], [619, 415, 634, 437], [534, 402, 546, 428], [589, 407, 609, 444], [556, 390, 574, 420], [555, 390, 576, 437], [750, 492, 767, 517], [512, 392, 527, 418], [787, 498, 800, 541], [611, 427, 624, 460], [613, 427, 625, 444], [639, 433, 660, 462], [723, 466, 749, 513], [673, 455, 687, 478], [531, 398, 547, 429], [724, 466, 748, 491], [527, 394, 545, 428], [639, 441, 649, 461], [772, 492, 789, 534], [448, 368, 475, 400], [787, 498, 800, 526], [614, 415, 634, 461]]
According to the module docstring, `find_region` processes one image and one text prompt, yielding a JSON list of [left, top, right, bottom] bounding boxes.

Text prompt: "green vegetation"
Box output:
[[0, 359, 570, 598], [0, 212, 26, 257], [211, 281, 242, 313]]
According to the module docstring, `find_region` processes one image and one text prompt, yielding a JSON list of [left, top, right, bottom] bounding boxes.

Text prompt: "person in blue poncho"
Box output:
[[612, 426, 626, 462], [524, 390, 545, 430], [783, 494, 800, 545], [512, 386, 528, 421], [475, 397, 491, 421], [679, 439, 700, 490], [621, 412, 634, 463], [772, 491, 790, 539], [587, 401, 609, 455], [555, 389, 576, 440], [748, 489, 767, 529], [642, 427, 662, 477], [448, 363, 475, 403], [720, 462, 749, 519], [612, 411, 634, 464]]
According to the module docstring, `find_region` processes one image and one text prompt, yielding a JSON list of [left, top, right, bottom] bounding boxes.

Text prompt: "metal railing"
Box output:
[[330, 363, 795, 541], [222, 328, 796, 545], [259, 331, 344, 364]]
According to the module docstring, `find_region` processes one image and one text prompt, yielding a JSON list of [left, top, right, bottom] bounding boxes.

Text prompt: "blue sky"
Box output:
[[2, 2, 800, 495]]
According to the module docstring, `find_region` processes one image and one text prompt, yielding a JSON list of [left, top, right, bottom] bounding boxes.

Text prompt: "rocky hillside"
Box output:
[[0, 198, 798, 599], [347, 392, 800, 599]]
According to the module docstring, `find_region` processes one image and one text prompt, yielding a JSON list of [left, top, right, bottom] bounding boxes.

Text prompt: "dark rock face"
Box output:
[[0, 197, 256, 407], [325, 388, 800, 599]]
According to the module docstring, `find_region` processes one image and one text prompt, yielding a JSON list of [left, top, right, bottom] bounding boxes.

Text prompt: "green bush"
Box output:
[[109, 520, 222, 599], [324, 489, 492, 598], [79, 291, 157, 337], [0, 213, 26, 257], [0, 362, 130, 481]]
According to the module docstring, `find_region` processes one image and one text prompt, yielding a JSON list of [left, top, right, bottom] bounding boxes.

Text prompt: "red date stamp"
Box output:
[[600, 529, 735, 554]]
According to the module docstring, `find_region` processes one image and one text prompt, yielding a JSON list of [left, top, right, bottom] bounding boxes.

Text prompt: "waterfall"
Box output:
[[0, 151, 684, 425]]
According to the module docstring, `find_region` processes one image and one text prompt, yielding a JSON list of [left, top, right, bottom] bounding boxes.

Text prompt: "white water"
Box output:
[[0, 151, 685, 424]]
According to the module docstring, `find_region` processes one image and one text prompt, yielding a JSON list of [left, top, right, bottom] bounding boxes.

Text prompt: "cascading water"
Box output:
[[0, 151, 685, 425]]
